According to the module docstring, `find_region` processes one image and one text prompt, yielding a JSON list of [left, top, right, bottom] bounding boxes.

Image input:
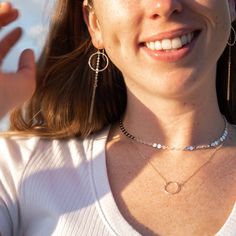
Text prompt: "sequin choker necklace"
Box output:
[[119, 118, 228, 151]]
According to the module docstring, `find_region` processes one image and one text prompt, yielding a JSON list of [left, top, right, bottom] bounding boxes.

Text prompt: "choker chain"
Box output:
[[119, 119, 228, 151]]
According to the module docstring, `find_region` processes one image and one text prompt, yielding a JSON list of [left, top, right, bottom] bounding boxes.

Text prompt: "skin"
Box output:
[[84, 2, 236, 235], [0, 2, 35, 119], [84, 0, 236, 150]]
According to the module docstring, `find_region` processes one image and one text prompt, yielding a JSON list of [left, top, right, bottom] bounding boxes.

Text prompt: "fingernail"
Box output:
[[0, 2, 8, 7], [0, 2, 11, 11]]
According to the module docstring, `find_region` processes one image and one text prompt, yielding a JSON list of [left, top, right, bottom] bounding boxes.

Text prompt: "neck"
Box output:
[[123, 84, 225, 149]]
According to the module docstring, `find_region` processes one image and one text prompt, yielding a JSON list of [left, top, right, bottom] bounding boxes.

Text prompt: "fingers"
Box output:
[[0, 3, 36, 117], [0, 49, 36, 116], [0, 27, 22, 63], [17, 49, 36, 93], [18, 49, 36, 72], [0, 2, 19, 27], [17, 48, 36, 95], [0, 2, 22, 65]]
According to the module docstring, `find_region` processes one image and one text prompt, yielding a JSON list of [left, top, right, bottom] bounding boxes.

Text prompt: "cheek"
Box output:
[[96, 0, 140, 24], [188, 0, 230, 22], [98, 10, 142, 51], [192, 0, 231, 40], [95, 0, 142, 43]]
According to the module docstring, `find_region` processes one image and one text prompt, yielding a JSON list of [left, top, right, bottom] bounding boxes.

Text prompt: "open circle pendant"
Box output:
[[164, 182, 182, 195]]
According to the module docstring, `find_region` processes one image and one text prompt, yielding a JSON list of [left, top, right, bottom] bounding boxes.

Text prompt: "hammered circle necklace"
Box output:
[[133, 143, 222, 194], [119, 119, 228, 194]]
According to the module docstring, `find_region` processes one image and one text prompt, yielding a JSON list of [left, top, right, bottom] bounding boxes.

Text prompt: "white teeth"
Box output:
[[162, 39, 172, 50], [145, 32, 195, 51], [155, 41, 162, 50], [149, 42, 155, 50], [171, 37, 182, 49], [187, 33, 192, 43], [181, 35, 187, 45]]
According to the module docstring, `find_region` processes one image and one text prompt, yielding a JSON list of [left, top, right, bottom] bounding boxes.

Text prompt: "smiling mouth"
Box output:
[[142, 30, 201, 52]]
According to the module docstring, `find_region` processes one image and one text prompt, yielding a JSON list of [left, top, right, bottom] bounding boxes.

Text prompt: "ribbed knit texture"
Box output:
[[0, 128, 235, 236]]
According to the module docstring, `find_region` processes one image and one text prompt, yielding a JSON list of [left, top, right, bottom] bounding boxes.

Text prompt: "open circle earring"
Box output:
[[227, 26, 236, 102], [88, 50, 109, 72], [228, 26, 236, 46], [88, 49, 109, 123]]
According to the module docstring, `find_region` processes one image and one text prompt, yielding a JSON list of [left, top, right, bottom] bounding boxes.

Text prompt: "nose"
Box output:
[[148, 0, 183, 19]]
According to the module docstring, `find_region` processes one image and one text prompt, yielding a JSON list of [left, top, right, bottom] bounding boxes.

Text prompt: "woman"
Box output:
[[0, 0, 236, 235]]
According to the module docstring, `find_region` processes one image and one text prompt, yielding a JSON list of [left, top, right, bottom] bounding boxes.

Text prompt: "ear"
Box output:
[[83, 2, 104, 49], [228, 0, 236, 22]]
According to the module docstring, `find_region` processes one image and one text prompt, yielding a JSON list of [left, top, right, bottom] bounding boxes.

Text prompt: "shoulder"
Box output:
[[0, 127, 110, 181], [0, 136, 40, 171], [0, 135, 86, 170], [0, 136, 88, 188]]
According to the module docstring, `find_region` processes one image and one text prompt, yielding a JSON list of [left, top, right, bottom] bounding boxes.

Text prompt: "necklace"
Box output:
[[119, 119, 228, 151], [133, 143, 222, 194]]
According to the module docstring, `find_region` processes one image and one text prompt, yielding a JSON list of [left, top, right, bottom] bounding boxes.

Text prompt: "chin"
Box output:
[[150, 70, 202, 97]]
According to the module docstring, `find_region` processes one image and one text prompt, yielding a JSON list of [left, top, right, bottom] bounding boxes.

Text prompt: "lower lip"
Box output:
[[141, 34, 199, 63]]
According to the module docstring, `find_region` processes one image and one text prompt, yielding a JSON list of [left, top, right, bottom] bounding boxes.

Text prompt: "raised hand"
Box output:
[[0, 2, 36, 119]]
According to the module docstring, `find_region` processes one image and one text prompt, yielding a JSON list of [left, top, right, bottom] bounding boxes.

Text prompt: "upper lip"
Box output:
[[141, 28, 201, 43]]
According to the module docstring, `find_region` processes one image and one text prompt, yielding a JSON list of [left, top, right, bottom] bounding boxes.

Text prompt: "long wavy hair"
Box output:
[[9, 0, 236, 138]]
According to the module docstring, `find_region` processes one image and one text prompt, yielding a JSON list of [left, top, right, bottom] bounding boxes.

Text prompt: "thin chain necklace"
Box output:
[[119, 119, 228, 151], [132, 143, 223, 194]]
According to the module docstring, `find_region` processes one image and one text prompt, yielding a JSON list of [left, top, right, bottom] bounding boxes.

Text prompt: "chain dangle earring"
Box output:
[[227, 26, 236, 102], [88, 49, 109, 123]]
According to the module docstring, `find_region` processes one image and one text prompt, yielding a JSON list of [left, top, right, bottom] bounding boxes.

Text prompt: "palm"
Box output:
[[0, 2, 36, 118]]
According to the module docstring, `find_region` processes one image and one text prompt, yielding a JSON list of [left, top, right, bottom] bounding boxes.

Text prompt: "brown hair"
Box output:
[[9, 0, 236, 138], [217, 20, 236, 123]]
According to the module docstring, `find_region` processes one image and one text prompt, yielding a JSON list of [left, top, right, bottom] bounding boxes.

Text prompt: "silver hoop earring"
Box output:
[[228, 26, 236, 46], [88, 50, 109, 72], [227, 26, 236, 102], [88, 49, 109, 123], [227, 43, 232, 102]]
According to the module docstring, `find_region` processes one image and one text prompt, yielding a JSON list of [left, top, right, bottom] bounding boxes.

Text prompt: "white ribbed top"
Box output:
[[0, 127, 235, 236]]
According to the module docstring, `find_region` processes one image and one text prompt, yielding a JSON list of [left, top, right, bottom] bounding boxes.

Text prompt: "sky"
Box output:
[[0, 0, 55, 130], [2, 0, 55, 70]]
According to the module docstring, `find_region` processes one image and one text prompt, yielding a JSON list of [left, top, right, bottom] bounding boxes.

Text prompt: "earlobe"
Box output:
[[82, 3, 104, 49]]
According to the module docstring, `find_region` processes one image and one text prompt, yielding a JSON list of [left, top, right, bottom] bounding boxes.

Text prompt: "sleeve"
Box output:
[[0, 137, 39, 236]]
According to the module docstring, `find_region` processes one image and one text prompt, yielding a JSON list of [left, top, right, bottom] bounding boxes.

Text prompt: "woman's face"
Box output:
[[85, 0, 236, 98]]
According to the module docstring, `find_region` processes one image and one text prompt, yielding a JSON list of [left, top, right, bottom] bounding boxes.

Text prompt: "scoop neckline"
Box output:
[[87, 127, 236, 236]]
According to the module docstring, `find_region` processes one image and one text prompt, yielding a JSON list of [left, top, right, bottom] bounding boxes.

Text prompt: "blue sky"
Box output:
[[0, 0, 55, 130], [2, 0, 55, 70]]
